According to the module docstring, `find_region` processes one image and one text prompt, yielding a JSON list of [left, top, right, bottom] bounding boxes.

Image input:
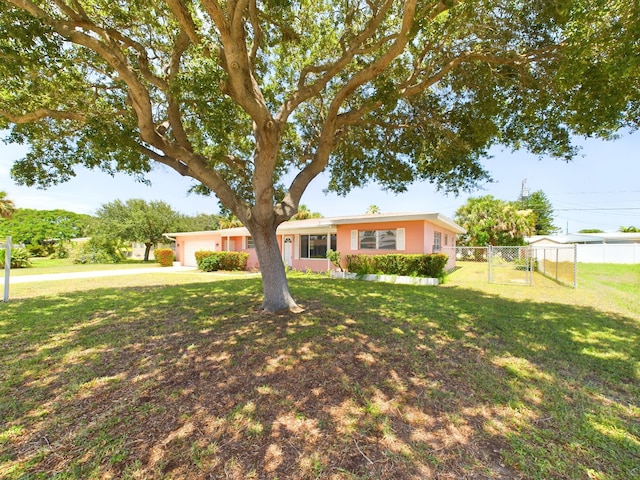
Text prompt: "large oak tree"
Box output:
[[1, 0, 638, 311], [94, 199, 182, 261]]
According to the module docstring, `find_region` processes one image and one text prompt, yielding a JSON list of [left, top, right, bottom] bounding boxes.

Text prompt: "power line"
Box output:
[[555, 207, 640, 211], [550, 190, 640, 195]]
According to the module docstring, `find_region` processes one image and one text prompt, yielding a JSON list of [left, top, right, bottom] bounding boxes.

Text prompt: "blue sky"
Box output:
[[1, 131, 639, 233]]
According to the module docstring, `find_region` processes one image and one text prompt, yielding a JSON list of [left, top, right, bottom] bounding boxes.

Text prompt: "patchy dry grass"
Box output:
[[1, 264, 638, 479]]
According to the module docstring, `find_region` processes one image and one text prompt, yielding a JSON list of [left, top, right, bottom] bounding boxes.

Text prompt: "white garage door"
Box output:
[[183, 240, 216, 267]]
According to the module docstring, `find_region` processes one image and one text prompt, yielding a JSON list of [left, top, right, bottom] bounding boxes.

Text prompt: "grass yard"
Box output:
[[9, 257, 158, 276], [1, 262, 638, 479]]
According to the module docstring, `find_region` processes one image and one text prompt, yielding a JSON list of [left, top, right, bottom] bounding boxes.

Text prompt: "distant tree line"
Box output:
[[0, 198, 221, 261], [0, 195, 328, 262], [455, 190, 639, 247]]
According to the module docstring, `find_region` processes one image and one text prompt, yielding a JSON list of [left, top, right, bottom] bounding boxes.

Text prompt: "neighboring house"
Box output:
[[527, 232, 640, 245], [165, 212, 465, 272], [71, 238, 174, 261], [526, 232, 640, 264], [128, 242, 174, 261]]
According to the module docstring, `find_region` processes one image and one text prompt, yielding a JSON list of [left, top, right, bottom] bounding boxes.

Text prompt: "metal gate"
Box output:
[[488, 246, 534, 286], [532, 244, 578, 288]]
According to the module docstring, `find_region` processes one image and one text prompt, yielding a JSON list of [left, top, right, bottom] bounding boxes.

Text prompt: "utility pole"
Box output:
[[520, 179, 530, 207]]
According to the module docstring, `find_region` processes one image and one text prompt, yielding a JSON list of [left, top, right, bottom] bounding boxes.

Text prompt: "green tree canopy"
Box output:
[[1, 1, 638, 310], [94, 199, 181, 261], [0, 208, 92, 245], [578, 229, 605, 234], [177, 213, 221, 232], [619, 226, 639, 233], [455, 195, 536, 246], [521, 190, 560, 235]]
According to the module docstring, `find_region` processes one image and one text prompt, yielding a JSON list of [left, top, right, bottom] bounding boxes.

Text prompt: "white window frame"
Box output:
[[356, 229, 399, 250], [299, 233, 336, 259], [433, 231, 442, 252]]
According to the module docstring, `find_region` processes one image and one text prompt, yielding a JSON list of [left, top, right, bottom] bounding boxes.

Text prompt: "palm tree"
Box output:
[[218, 214, 243, 229], [0, 191, 16, 219], [365, 205, 381, 215], [291, 204, 321, 220]]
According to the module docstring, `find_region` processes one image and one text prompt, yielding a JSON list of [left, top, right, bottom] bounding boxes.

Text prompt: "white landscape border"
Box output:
[[330, 271, 439, 286]]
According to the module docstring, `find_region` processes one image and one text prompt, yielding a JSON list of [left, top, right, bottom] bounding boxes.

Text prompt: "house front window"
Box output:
[[359, 230, 396, 250], [300, 234, 337, 258], [246, 236, 255, 249], [434, 231, 442, 252]]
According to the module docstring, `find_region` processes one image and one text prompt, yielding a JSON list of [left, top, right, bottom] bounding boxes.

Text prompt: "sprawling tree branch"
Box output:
[[0, 108, 87, 123], [166, 0, 201, 47], [278, 0, 398, 122], [282, 0, 419, 214]]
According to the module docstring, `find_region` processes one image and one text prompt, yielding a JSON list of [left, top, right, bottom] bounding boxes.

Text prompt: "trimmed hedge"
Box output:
[[154, 248, 175, 267], [194, 250, 216, 267], [344, 253, 448, 279], [195, 250, 249, 272]]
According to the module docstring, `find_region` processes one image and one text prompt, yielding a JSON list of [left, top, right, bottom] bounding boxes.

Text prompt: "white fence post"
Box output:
[[3, 236, 11, 302]]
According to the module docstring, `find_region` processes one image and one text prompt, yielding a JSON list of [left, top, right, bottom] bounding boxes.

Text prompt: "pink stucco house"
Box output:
[[164, 212, 465, 272]]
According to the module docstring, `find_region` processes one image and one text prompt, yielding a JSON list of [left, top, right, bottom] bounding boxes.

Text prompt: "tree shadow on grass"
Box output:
[[1, 276, 638, 479]]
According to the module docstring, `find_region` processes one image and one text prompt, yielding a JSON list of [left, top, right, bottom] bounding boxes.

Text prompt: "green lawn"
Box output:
[[1, 263, 638, 479]]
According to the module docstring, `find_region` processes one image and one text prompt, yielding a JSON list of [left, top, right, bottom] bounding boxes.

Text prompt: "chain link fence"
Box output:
[[455, 246, 489, 262], [455, 245, 577, 288], [532, 245, 577, 288], [488, 246, 534, 285]]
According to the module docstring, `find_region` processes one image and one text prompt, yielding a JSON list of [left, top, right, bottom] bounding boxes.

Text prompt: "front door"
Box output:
[[283, 236, 293, 267]]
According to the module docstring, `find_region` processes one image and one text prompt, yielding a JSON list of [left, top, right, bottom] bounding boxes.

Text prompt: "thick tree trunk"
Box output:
[[251, 222, 301, 313], [144, 243, 152, 262]]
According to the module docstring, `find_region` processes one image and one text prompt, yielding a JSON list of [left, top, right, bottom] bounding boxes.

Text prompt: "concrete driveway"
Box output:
[[1, 265, 198, 284]]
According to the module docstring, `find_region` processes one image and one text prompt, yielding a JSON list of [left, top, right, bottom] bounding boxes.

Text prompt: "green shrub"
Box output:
[[326, 249, 343, 271], [195, 250, 216, 266], [217, 252, 249, 271], [344, 253, 449, 279], [344, 254, 375, 275], [195, 250, 248, 271], [199, 255, 220, 272], [154, 248, 175, 267], [26, 244, 48, 257], [52, 242, 70, 259], [70, 239, 123, 264], [1, 248, 32, 268]]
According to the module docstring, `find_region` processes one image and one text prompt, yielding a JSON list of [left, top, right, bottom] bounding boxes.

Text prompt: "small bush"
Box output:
[[199, 255, 220, 272], [326, 249, 343, 271], [195, 250, 216, 266], [344, 254, 375, 275], [195, 250, 248, 271], [70, 239, 123, 264], [154, 248, 175, 267], [1, 248, 32, 268], [52, 242, 70, 259], [26, 244, 48, 257], [344, 253, 449, 279], [217, 252, 249, 271]]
